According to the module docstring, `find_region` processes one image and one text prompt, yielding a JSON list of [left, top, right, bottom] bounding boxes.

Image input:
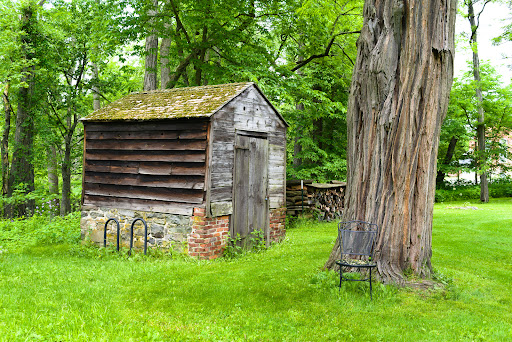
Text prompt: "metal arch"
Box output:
[[104, 218, 121, 251], [129, 218, 148, 256]]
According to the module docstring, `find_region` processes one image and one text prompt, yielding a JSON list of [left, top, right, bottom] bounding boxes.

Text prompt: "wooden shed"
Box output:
[[80, 82, 287, 259]]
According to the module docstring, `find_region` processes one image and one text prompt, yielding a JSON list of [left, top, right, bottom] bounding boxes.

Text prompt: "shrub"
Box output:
[[0, 212, 80, 252], [435, 177, 512, 202]]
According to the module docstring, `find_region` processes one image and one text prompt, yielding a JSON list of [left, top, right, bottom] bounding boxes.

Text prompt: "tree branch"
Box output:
[[291, 31, 360, 72], [46, 98, 67, 139], [167, 50, 197, 88], [460, 104, 476, 130], [341, 48, 355, 66], [90, 88, 111, 104], [169, 0, 191, 44], [476, 0, 492, 28]]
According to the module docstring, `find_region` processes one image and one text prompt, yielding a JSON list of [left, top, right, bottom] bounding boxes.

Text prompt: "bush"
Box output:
[[435, 187, 481, 202], [435, 178, 512, 202], [0, 212, 80, 252]]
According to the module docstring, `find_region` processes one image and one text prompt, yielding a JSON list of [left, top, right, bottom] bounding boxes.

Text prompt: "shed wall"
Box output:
[[208, 86, 286, 216], [82, 119, 208, 215]]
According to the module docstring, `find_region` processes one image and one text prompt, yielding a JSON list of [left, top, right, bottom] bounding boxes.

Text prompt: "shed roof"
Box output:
[[81, 82, 286, 124]]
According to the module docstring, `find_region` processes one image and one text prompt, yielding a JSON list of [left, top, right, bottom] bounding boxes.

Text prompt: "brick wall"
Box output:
[[187, 207, 230, 260], [269, 207, 286, 242]]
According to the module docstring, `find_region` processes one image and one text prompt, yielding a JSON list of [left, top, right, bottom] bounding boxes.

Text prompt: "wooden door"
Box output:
[[233, 134, 269, 244]]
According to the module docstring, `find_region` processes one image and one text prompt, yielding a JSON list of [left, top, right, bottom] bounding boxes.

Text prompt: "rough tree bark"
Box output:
[[293, 54, 304, 169], [467, 0, 489, 203], [160, 36, 171, 89], [47, 145, 59, 196], [8, 3, 40, 217], [293, 103, 304, 169], [325, 0, 457, 284], [1, 84, 11, 199], [92, 63, 101, 111], [60, 111, 78, 216], [143, 0, 159, 91], [160, 0, 171, 90], [436, 136, 458, 187]]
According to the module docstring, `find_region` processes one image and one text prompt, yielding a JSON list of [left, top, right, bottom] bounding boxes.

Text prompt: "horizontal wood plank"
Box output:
[[85, 160, 205, 177], [84, 183, 204, 204], [84, 172, 204, 189], [84, 120, 208, 132], [210, 186, 233, 202], [87, 139, 206, 151], [211, 173, 232, 188], [86, 130, 207, 140], [85, 150, 206, 163], [83, 195, 196, 215], [138, 162, 205, 176]]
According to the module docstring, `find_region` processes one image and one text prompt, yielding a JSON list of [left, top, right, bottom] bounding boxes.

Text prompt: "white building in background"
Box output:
[[447, 135, 512, 184]]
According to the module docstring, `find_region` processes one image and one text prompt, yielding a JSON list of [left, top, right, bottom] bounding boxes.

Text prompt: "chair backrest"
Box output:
[[338, 221, 378, 259]]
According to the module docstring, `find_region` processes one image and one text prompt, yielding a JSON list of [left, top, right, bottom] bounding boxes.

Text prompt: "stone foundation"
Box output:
[[81, 206, 286, 259], [81, 207, 192, 251]]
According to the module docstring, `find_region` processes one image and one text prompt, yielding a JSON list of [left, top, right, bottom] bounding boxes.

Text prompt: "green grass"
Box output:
[[0, 199, 511, 341]]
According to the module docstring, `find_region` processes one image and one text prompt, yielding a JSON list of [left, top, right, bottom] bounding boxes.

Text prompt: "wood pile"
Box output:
[[286, 180, 313, 216], [286, 180, 346, 221]]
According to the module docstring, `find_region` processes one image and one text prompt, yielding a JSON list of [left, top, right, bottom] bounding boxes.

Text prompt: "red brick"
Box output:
[[193, 208, 206, 217]]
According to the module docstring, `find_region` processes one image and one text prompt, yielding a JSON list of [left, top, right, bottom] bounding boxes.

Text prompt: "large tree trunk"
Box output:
[[60, 136, 72, 215], [160, 0, 171, 90], [9, 70, 36, 217], [325, 0, 456, 284], [436, 136, 458, 187], [143, 0, 159, 91], [293, 53, 304, 169], [47, 144, 59, 196], [92, 63, 101, 111], [7, 4, 43, 217], [60, 112, 78, 216], [1, 84, 11, 199], [160, 36, 171, 89], [293, 103, 304, 169], [467, 1, 489, 203]]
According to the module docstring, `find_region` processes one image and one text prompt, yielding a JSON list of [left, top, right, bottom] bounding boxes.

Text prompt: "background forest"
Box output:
[[0, 0, 511, 219]]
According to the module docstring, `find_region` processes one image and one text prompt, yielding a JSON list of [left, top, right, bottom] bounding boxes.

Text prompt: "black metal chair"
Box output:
[[335, 220, 378, 300]]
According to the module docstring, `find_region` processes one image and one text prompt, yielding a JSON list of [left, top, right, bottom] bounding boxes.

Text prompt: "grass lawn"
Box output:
[[0, 199, 511, 341]]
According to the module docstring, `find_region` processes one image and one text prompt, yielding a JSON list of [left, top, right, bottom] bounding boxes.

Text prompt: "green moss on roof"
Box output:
[[82, 82, 253, 121]]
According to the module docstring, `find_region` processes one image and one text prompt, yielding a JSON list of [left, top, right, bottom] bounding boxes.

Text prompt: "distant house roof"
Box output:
[[81, 82, 286, 124]]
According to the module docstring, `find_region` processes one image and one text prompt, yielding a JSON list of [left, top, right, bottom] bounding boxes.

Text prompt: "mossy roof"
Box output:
[[82, 82, 259, 121]]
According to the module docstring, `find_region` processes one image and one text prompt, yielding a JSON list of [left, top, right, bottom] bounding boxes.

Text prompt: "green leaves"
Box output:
[[440, 62, 512, 181]]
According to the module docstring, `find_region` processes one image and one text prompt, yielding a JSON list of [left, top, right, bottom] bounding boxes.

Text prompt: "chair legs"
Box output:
[[369, 267, 372, 300], [338, 266, 374, 300]]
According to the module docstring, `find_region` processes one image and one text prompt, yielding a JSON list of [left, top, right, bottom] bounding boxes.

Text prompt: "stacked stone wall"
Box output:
[[81, 206, 285, 259], [81, 207, 192, 251]]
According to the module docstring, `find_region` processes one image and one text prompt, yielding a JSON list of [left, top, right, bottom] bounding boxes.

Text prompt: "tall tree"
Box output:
[[1, 84, 11, 198], [143, 0, 159, 91], [8, 1, 46, 216], [324, 0, 457, 284], [466, 0, 489, 202], [446, 63, 512, 181]]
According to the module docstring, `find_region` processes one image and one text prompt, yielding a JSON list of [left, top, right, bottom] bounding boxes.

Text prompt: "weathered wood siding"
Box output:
[[83, 120, 207, 215], [208, 86, 286, 216]]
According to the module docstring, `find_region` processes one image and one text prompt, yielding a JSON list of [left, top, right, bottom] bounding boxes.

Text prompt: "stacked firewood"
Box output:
[[286, 180, 346, 221], [309, 182, 345, 221], [285, 180, 313, 216]]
